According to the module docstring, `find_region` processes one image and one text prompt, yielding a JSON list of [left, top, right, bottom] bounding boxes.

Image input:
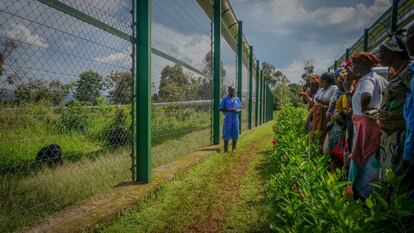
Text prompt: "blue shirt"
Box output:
[[403, 64, 414, 161], [219, 95, 242, 140]]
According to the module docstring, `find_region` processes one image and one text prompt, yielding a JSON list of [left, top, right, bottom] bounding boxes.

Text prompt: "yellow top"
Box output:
[[335, 94, 349, 112]]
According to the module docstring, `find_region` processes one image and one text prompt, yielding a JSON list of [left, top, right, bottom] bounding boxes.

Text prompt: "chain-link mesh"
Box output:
[[252, 65, 257, 125], [151, 0, 212, 167], [241, 56, 249, 131], [0, 0, 259, 232], [332, 0, 414, 68], [220, 34, 237, 132], [0, 0, 133, 231]]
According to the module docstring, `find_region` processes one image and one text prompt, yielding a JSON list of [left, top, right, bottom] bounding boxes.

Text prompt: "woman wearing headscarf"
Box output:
[[301, 74, 320, 131], [377, 31, 410, 179], [300, 73, 337, 146], [348, 52, 388, 200], [327, 70, 348, 169]]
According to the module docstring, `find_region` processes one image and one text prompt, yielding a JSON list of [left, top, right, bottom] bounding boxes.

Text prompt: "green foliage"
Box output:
[[158, 64, 192, 101], [272, 83, 304, 110], [107, 71, 132, 104], [202, 51, 227, 96], [268, 106, 414, 233], [12, 79, 73, 105], [59, 100, 89, 133], [75, 70, 103, 104]]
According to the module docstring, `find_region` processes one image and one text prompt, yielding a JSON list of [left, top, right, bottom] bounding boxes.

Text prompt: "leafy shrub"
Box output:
[[268, 106, 414, 233], [58, 100, 89, 133]]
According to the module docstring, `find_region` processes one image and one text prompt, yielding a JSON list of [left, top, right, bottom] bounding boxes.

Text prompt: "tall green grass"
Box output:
[[0, 128, 210, 233], [0, 101, 212, 232]]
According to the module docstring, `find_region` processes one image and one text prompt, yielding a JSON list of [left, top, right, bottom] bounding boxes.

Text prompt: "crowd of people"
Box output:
[[299, 23, 414, 200]]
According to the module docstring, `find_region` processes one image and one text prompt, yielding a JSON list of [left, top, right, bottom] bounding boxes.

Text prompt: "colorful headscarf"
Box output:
[[308, 74, 320, 84], [343, 59, 352, 70], [336, 70, 347, 82], [382, 31, 407, 53], [351, 52, 379, 68]]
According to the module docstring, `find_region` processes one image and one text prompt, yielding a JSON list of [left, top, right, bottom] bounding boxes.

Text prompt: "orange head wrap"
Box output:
[[351, 52, 379, 68], [308, 74, 320, 84]]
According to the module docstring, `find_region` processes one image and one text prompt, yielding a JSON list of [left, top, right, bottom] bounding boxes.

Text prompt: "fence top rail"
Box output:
[[332, 0, 414, 69]]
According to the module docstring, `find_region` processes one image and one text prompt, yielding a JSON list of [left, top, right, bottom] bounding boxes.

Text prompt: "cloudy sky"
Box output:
[[0, 0, 393, 97], [231, 0, 392, 82]]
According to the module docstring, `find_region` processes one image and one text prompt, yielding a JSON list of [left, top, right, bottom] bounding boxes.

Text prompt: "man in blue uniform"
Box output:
[[219, 86, 242, 153]]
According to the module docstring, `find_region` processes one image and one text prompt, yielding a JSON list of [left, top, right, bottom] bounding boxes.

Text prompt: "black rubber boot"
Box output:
[[224, 140, 229, 153]]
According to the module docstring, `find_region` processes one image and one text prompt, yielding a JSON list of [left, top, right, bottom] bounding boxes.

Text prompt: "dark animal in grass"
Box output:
[[36, 144, 63, 167], [106, 125, 129, 147]]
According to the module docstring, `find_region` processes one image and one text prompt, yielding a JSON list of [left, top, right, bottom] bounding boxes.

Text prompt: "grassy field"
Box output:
[[0, 102, 211, 168], [99, 122, 274, 233], [1, 124, 210, 233]]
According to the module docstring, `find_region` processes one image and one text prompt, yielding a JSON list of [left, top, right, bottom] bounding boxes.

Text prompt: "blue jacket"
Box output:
[[403, 64, 414, 161], [219, 95, 242, 140]]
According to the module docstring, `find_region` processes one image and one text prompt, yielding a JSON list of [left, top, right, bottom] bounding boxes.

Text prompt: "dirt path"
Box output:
[[196, 140, 266, 233], [102, 122, 274, 233]]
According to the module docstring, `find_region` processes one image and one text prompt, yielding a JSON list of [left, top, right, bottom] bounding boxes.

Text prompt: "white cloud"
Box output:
[[2, 23, 48, 48], [281, 60, 306, 83], [281, 40, 344, 83], [252, 0, 390, 28], [95, 52, 131, 66], [152, 23, 211, 70]]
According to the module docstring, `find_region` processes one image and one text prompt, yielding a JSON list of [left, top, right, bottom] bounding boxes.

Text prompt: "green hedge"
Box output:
[[267, 106, 414, 233]]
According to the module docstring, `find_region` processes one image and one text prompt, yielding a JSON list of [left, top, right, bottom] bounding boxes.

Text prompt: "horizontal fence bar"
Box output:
[[38, 0, 210, 80], [38, 0, 133, 42]]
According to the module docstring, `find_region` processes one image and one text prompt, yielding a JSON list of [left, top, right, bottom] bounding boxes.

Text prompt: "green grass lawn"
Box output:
[[0, 126, 212, 233], [0, 104, 210, 168], [99, 122, 274, 233]]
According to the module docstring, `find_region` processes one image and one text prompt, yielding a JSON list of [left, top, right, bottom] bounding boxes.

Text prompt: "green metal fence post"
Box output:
[[363, 28, 369, 52], [213, 0, 221, 145], [334, 60, 338, 70], [248, 46, 253, 129], [262, 71, 265, 124], [237, 20, 243, 134], [264, 85, 269, 122], [269, 89, 271, 120], [264, 87, 269, 122], [135, 0, 152, 183], [263, 80, 266, 124], [267, 87, 270, 122], [255, 60, 260, 127], [262, 85, 267, 124], [345, 48, 350, 61], [390, 0, 400, 33], [259, 69, 263, 125]]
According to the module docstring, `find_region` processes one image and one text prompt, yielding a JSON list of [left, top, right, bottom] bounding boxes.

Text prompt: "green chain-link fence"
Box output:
[[0, 0, 272, 231], [331, 0, 414, 69]]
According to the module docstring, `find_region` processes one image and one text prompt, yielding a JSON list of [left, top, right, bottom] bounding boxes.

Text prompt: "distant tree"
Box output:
[[47, 80, 73, 105], [15, 79, 49, 103], [197, 76, 212, 100], [75, 70, 103, 104], [107, 71, 132, 104], [262, 62, 289, 89], [14, 79, 72, 105], [203, 51, 227, 96], [301, 60, 315, 81], [0, 40, 17, 77], [0, 40, 18, 102], [158, 64, 191, 102]]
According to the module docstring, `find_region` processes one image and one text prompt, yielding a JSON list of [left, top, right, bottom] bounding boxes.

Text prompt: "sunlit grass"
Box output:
[[0, 127, 212, 233], [99, 124, 272, 233]]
